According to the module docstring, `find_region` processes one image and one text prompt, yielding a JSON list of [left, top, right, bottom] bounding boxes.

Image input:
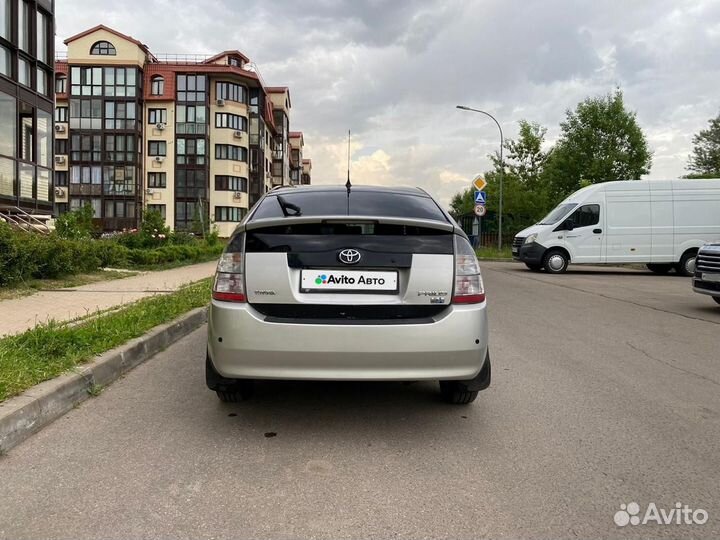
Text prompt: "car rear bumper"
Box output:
[[207, 301, 489, 381]]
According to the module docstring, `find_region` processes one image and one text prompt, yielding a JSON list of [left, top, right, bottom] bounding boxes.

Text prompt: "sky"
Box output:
[[57, 0, 720, 207]]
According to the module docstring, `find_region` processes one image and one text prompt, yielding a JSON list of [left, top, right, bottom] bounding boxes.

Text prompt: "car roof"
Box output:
[[268, 185, 431, 197]]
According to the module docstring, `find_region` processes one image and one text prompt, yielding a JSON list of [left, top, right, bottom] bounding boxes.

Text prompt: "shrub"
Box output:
[[54, 204, 95, 240]]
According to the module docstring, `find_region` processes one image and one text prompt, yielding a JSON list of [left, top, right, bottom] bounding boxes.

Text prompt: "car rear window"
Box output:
[[251, 191, 447, 222]]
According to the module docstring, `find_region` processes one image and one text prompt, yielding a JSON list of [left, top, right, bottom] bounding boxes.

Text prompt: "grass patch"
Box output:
[[0, 270, 139, 301], [476, 246, 513, 259], [0, 278, 212, 402]]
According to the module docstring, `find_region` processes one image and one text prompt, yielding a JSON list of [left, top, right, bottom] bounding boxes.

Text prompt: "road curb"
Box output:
[[0, 307, 207, 453]]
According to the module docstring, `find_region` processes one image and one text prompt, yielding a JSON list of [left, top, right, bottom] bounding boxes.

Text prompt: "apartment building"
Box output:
[[288, 131, 303, 185], [54, 24, 310, 237], [0, 0, 55, 219]]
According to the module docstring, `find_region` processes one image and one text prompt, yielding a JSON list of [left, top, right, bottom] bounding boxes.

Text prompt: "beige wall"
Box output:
[[269, 91, 290, 115], [66, 29, 148, 67]]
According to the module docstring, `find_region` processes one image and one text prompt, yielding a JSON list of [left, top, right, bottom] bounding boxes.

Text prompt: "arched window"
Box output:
[[150, 76, 164, 96], [55, 75, 67, 94], [90, 40, 116, 55]]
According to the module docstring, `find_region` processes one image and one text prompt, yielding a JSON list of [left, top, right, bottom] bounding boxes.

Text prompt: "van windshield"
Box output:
[[538, 203, 577, 225]]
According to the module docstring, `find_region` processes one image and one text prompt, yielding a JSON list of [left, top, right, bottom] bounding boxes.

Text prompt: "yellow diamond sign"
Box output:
[[472, 175, 487, 191]]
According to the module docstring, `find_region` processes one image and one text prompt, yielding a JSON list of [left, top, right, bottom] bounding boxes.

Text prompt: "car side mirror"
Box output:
[[564, 220, 575, 231]]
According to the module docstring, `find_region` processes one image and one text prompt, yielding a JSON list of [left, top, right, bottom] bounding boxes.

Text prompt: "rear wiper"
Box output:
[[276, 195, 302, 217]]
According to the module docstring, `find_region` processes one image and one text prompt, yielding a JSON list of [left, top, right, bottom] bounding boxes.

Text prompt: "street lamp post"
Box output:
[[456, 105, 505, 251]]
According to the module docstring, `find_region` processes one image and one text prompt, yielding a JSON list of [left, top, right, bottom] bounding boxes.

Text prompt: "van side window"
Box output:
[[569, 204, 600, 228]]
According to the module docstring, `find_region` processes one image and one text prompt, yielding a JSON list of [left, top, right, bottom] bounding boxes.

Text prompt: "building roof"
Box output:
[[202, 50, 250, 64], [63, 24, 151, 56]]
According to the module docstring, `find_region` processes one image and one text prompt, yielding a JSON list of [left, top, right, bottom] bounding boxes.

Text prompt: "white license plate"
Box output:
[[300, 269, 398, 292], [703, 273, 720, 282]]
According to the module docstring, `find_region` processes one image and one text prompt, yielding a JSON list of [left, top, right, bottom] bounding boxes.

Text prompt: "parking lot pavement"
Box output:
[[1, 261, 719, 539]]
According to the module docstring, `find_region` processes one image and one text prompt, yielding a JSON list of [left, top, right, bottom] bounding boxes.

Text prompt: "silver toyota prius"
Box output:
[[206, 185, 491, 404]]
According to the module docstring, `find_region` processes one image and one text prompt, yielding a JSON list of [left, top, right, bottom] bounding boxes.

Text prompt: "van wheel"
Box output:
[[439, 381, 479, 404], [647, 263, 673, 274], [713, 297, 720, 305], [543, 250, 569, 274], [675, 251, 697, 277], [525, 263, 543, 272]]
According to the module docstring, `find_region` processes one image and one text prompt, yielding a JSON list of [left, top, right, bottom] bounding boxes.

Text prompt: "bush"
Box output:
[[54, 204, 95, 240]]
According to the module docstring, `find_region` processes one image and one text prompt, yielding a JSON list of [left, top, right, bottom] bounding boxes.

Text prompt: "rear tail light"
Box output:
[[452, 235, 485, 304], [212, 248, 246, 303]]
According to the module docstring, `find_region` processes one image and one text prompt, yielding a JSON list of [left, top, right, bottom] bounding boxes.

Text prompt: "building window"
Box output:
[[70, 66, 103, 96], [148, 108, 167, 125], [216, 82, 246, 103], [0, 0, 9, 40], [70, 165, 102, 185], [54, 203, 68, 216], [55, 171, 68, 186], [55, 139, 68, 155], [18, 0, 29, 52], [103, 165, 136, 195], [104, 101, 137, 130], [215, 144, 247, 162], [103, 67, 138, 97], [176, 105, 206, 134], [176, 138, 206, 165], [215, 176, 247, 192], [177, 74, 206, 102], [215, 206, 246, 222], [215, 113, 247, 131], [0, 45, 10, 76], [36, 68, 48, 96], [147, 204, 166, 219], [148, 141, 167, 156], [18, 57, 31, 87], [70, 134, 102, 162], [148, 172, 166, 188], [55, 76, 67, 94], [55, 106, 68, 123], [150, 76, 164, 96], [37, 11, 49, 64], [176, 169, 206, 199], [69, 98, 102, 130], [104, 134, 136, 162], [104, 200, 136, 218], [90, 41, 116, 56]]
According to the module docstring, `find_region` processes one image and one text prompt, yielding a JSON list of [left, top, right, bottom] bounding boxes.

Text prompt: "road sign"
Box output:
[[473, 175, 487, 191], [474, 190, 487, 204], [474, 204, 486, 217]]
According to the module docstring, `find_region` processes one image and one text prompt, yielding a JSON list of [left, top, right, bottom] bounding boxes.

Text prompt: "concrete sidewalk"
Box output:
[[0, 261, 217, 337]]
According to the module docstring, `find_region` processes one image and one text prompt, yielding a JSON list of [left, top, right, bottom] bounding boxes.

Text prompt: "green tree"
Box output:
[[543, 89, 652, 200], [687, 112, 720, 176]]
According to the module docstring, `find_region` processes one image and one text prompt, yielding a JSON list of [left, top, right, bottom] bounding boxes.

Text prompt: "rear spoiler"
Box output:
[[241, 215, 458, 234]]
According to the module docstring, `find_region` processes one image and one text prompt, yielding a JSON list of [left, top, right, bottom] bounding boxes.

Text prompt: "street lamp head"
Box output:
[[456, 105, 471, 111]]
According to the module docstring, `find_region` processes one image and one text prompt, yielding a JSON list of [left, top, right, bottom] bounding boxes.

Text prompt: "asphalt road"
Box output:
[[1, 262, 719, 539]]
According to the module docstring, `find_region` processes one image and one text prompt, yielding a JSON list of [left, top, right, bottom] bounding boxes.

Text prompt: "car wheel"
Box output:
[[439, 381, 479, 404], [675, 251, 697, 277], [543, 250, 569, 274], [525, 263, 543, 272], [216, 382, 254, 403], [713, 296, 720, 305], [646, 263, 673, 274]]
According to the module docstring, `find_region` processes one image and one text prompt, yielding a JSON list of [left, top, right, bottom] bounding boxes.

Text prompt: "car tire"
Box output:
[[713, 296, 720, 305], [216, 382, 254, 403], [439, 381, 479, 404], [646, 263, 673, 274], [543, 250, 569, 274], [525, 263, 543, 272], [675, 251, 697, 277]]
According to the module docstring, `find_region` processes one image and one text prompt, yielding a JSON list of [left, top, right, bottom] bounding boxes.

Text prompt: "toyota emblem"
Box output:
[[338, 249, 362, 265]]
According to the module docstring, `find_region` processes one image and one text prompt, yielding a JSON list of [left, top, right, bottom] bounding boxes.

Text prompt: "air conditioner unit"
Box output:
[[216, 99, 225, 107], [233, 191, 243, 198], [54, 124, 66, 133], [233, 130, 244, 138], [154, 156, 165, 163], [54, 156, 66, 164], [155, 122, 166, 130], [54, 187, 65, 196], [145, 188, 154, 195]]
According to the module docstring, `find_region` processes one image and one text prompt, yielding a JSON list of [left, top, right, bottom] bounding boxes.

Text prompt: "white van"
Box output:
[[512, 179, 720, 275]]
